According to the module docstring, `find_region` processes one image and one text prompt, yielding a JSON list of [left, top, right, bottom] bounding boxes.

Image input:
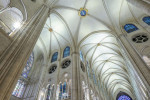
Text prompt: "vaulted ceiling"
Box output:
[[35, 0, 147, 99], [0, 0, 147, 99]]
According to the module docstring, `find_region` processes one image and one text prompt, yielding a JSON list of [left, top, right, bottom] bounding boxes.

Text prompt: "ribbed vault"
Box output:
[[80, 33, 134, 98], [36, 0, 147, 99]]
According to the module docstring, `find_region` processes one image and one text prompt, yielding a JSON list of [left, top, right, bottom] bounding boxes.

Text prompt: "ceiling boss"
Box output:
[[79, 8, 88, 17]]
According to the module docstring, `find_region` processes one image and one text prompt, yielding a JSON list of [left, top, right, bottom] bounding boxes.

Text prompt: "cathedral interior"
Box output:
[[0, 0, 150, 100]]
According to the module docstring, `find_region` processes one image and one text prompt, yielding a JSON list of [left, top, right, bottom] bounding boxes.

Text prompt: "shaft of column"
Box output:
[[126, 0, 150, 15], [117, 34, 150, 98], [71, 52, 80, 100], [0, 5, 49, 100]]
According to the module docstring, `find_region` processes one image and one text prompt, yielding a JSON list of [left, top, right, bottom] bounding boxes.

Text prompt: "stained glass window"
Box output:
[[46, 85, 54, 100], [117, 92, 132, 100], [58, 82, 70, 100], [80, 51, 84, 62], [12, 53, 34, 98], [86, 61, 91, 78], [63, 82, 66, 93], [92, 69, 97, 85], [59, 84, 63, 99], [143, 16, 150, 25], [12, 80, 25, 98], [51, 52, 58, 62], [124, 24, 138, 33], [63, 46, 70, 58], [118, 95, 131, 100], [46, 85, 51, 100], [21, 53, 34, 78]]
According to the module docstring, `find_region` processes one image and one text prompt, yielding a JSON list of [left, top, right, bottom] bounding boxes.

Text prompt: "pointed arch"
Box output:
[[116, 91, 132, 100], [124, 24, 138, 33], [63, 46, 70, 58], [51, 52, 58, 62], [143, 16, 150, 25]]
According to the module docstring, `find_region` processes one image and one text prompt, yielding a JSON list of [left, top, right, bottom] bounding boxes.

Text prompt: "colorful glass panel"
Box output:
[[46, 85, 51, 100], [63, 82, 66, 93], [143, 16, 150, 25], [124, 24, 138, 33], [12, 80, 25, 98], [63, 46, 70, 58], [80, 51, 84, 62], [92, 69, 97, 85], [118, 95, 131, 100], [21, 53, 34, 78], [51, 52, 58, 62]]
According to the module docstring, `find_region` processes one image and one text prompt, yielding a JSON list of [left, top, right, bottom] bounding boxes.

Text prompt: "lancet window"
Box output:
[[63, 46, 70, 58]]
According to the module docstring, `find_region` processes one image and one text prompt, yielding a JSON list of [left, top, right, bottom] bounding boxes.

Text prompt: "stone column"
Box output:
[[126, 0, 150, 15], [71, 52, 80, 100], [0, 5, 49, 100], [117, 34, 150, 98]]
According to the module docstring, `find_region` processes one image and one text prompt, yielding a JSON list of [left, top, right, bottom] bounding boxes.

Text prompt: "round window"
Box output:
[[62, 60, 71, 69], [49, 65, 57, 74], [132, 34, 148, 43]]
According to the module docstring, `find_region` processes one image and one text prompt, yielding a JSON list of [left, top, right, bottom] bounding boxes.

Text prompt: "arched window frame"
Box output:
[[21, 53, 34, 78], [143, 16, 150, 25], [12, 79, 26, 98], [46, 84, 55, 100], [51, 52, 58, 62], [12, 53, 34, 98], [80, 51, 84, 62], [63, 46, 70, 58], [116, 92, 132, 100], [124, 24, 138, 33]]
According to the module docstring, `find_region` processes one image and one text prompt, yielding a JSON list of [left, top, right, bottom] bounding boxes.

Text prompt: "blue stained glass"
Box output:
[[124, 24, 138, 33], [118, 95, 131, 100], [63, 46, 70, 58], [63, 82, 66, 93], [12, 80, 25, 98], [21, 53, 34, 78], [86, 61, 91, 78], [143, 16, 150, 25], [51, 52, 58, 62], [46, 85, 51, 100], [80, 51, 84, 62], [92, 69, 97, 84], [80, 10, 86, 16], [59, 84, 63, 98]]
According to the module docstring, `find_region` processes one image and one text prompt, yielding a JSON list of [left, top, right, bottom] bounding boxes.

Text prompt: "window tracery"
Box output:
[[62, 60, 71, 69], [132, 34, 148, 43], [49, 65, 57, 74], [81, 62, 85, 72]]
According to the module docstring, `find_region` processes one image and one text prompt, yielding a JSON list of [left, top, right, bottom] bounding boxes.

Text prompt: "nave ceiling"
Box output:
[[0, 0, 149, 99], [35, 0, 147, 98]]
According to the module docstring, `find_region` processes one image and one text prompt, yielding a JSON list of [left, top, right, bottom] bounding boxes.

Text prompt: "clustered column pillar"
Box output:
[[71, 52, 80, 100], [126, 0, 150, 15], [0, 5, 49, 100]]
